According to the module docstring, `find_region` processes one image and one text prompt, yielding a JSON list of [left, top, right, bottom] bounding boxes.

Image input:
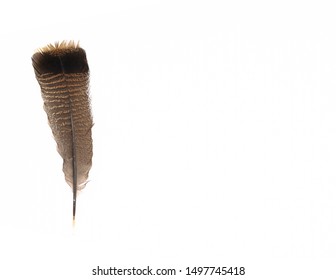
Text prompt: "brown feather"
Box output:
[[32, 41, 93, 221]]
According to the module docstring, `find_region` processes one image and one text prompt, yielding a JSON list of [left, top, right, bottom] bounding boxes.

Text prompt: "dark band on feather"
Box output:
[[32, 49, 89, 75]]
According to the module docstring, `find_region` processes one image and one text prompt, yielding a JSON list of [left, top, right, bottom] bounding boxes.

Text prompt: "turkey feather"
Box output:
[[32, 41, 93, 221]]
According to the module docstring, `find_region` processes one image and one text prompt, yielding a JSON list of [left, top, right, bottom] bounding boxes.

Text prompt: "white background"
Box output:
[[1, 0, 336, 279]]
